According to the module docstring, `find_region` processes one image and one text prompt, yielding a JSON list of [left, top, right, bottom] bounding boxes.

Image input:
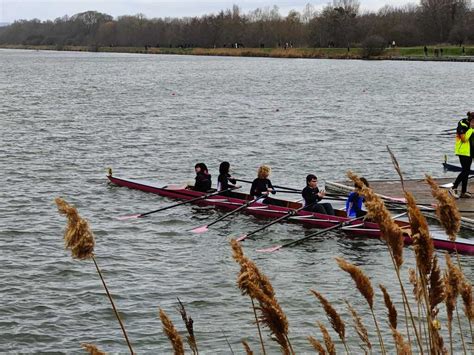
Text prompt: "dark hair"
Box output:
[[219, 161, 230, 174], [355, 177, 369, 188], [306, 174, 317, 184], [195, 163, 208, 173], [468, 112, 473, 120]]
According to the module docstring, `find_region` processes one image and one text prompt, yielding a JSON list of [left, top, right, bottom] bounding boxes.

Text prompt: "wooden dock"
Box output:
[[327, 178, 474, 230]]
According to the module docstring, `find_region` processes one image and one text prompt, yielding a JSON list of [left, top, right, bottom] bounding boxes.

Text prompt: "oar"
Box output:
[[191, 197, 259, 233], [256, 216, 365, 253], [235, 178, 300, 192], [117, 187, 239, 220], [236, 203, 313, 242]]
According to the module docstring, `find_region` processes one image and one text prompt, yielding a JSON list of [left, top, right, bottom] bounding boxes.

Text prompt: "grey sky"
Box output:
[[1, 0, 415, 23]]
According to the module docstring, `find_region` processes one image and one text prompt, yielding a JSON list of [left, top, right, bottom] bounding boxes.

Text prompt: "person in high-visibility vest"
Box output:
[[451, 112, 474, 198]]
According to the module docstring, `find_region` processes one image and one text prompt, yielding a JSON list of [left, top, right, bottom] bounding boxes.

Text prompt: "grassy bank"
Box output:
[[2, 44, 474, 60]]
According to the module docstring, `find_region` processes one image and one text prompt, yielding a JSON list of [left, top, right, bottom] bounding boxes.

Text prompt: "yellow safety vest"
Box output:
[[454, 120, 473, 156]]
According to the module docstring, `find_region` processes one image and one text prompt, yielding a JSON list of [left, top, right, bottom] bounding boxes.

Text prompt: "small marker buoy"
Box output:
[[171, 92, 176, 96], [276, 108, 280, 112]]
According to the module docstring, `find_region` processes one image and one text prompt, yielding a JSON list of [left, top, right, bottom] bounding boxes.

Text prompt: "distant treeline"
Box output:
[[1, 0, 473, 49]]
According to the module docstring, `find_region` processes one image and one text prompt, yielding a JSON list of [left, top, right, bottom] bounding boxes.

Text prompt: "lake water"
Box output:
[[1, 48, 473, 353]]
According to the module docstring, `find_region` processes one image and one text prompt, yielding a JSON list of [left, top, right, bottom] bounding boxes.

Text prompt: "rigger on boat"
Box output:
[[107, 171, 474, 255]]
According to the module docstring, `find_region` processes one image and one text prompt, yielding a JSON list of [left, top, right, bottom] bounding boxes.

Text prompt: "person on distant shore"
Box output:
[[217, 161, 238, 192], [346, 177, 369, 218], [301, 174, 335, 215], [250, 165, 276, 202], [194, 163, 212, 192], [450, 112, 474, 198]]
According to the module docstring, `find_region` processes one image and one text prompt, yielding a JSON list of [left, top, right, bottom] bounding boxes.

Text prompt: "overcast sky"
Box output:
[[1, 0, 416, 23]]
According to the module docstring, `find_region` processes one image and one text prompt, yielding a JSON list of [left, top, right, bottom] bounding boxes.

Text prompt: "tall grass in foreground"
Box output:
[[56, 160, 473, 353]]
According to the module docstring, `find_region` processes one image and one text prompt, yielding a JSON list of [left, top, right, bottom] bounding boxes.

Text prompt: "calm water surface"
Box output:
[[1, 49, 473, 353]]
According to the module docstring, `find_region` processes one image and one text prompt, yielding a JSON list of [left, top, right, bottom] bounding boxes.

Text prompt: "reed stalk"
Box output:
[[55, 197, 134, 354], [335, 257, 386, 355], [158, 308, 185, 355], [345, 300, 372, 352], [93, 256, 135, 354], [242, 340, 253, 355], [318, 322, 336, 355], [176, 298, 198, 355], [251, 298, 266, 355], [308, 335, 327, 354], [311, 290, 349, 354]]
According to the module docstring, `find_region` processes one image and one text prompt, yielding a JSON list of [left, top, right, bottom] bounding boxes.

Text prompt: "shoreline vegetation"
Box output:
[[2, 44, 474, 61], [54, 151, 473, 354]]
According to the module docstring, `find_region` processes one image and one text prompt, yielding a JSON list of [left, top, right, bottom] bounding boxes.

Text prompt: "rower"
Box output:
[[346, 177, 369, 218], [250, 165, 276, 203], [194, 163, 212, 192], [301, 174, 335, 215], [217, 161, 239, 195]]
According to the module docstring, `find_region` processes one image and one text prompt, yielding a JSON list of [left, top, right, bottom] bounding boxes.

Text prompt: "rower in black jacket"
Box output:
[[194, 163, 212, 192], [301, 174, 335, 215], [250, 165, 276, 202]]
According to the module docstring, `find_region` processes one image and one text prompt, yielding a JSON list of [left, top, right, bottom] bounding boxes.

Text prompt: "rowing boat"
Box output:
[[107, 173, 474, 255], [443, 155, 474, 175]]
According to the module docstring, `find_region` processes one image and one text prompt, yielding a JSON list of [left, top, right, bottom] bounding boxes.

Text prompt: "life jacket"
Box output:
[[454, 118, 473, 156]]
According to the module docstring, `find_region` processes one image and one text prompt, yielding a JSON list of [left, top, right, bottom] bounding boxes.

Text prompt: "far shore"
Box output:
[[2, 44, 474, 62]]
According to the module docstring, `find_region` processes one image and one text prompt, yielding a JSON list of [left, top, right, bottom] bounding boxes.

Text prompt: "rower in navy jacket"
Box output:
[[250, 165, 276, 202], [301, 174, 335, 215], [194, 163, 212, 192]]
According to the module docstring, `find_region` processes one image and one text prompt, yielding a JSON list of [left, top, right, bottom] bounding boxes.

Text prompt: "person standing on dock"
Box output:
[[194, 163, 212, 192], [451, 112, 474, 198], [346, 177, 369, 217], [217, 161, 238, 192], [302, 174, 335, 215], [250, 165, 276, 202]]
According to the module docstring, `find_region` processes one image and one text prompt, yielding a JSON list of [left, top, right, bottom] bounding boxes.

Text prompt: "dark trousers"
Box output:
[[307, 203, 335, 216], [453, 155, 473, 193]]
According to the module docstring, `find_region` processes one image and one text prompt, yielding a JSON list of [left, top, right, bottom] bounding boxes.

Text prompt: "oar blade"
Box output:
[[235, 234, 247, 242], [191, 225, 209, 234], [116, 213, 142, 220], [256, 245, 282, 253]]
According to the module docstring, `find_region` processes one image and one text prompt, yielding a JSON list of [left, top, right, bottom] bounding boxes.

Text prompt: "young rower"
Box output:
[[194, 163, 212, 192], [250, 165, 276, 202], [301, 174, 335, 215], [217, 161, 238, 193], [346, 177, 369, 218]]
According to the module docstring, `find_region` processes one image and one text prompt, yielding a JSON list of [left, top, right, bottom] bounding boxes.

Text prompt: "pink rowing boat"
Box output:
[[107, 173, 474, 255]]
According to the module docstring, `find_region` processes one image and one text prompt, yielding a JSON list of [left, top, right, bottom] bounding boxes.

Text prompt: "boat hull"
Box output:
[[107, 175, 474, 255]]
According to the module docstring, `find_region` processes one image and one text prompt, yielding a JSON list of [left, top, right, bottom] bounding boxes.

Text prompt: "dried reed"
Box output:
[[55, 197, 95, 260], [308, 335, 327, 354], [230, 239, 292, 354], [425, 175, 461, 241], [347, 171, 404, 269], [159, 308, 185, 355], [318, 322, 336, 355], [335, 257, 385, 354], [444, 253, 467, 354], [345, 300, 372, 352], [390, 327, 412, 354], [176, 298, 198, 355], [242, 340, 253, 355], [81, 343, 106, 355], [379, 285, 397, 330], [55, 197, 134, 354], [311, 290, 348, 353], [459, 279, 474, 350]]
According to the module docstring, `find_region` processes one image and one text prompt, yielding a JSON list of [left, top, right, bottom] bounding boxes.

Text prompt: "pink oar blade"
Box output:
[[116, 214, 141, 220], [191, 225, 209, 234], [256, 245, 283, 253], [235, 234, 248, 242]]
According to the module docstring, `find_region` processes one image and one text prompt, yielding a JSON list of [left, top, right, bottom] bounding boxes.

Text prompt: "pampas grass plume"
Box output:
[[81, 343, 106, 355], [159, 308, 185, 355], [55, 197, 95, 259]]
